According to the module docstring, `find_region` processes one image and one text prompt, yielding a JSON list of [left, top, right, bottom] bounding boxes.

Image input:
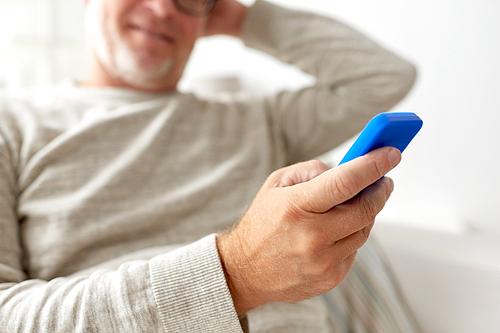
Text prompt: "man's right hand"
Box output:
[[216, 147, 401, 315]]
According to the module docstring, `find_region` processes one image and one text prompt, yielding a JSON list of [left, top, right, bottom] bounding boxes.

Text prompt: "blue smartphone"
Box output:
[[339, 112, 423, 165]]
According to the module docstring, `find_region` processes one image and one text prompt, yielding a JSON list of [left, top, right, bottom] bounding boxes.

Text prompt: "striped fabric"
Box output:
[[323, 236, 422, 332]]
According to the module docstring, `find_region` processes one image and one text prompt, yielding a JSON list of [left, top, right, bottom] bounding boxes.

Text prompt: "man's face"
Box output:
[[85, 0, 207, 90]]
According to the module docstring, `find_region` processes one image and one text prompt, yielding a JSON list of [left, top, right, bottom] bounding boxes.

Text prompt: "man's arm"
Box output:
[[202, 0, 412, 317], [207, 0, 416, 164], [0, 237, 242, 332]]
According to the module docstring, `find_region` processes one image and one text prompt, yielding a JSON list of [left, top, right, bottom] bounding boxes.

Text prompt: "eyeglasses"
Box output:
[[173, 0, 217, 17]]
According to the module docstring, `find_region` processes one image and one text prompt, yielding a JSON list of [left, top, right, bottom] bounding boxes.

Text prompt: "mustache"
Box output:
[[126, 12, 183, 41]]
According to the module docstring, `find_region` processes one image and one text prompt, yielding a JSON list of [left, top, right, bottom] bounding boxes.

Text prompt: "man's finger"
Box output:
[[314, 176, 394, 240], [269, 160, 332, 188], [294, 147, 401, 213], [329, 223, 372, 265]]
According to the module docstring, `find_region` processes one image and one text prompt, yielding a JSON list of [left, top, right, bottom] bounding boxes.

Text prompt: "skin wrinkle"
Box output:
[[338, 179, 387, 231], [329, 168, 358, 205], [274, 160, 331, 189], [323, 205, 356, 240], [359, 189, 384, 222], [233, 227, 262, 297]]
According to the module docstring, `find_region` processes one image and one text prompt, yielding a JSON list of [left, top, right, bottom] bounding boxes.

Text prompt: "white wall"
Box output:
[[182, 0, 500, 235], [0, 0, 88, 88]]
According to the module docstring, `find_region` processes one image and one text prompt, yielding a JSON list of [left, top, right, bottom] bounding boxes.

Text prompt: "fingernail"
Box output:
[[388, 148, 402, 168]]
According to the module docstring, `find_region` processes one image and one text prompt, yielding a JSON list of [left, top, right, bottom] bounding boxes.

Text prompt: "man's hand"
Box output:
[[217, 147, 402, 315], [204, 0, 249, 37]]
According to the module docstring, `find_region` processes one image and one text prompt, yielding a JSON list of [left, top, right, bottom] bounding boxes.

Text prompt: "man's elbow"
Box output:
[[372, 59, 418, 112], [395, 60, 418, 100]]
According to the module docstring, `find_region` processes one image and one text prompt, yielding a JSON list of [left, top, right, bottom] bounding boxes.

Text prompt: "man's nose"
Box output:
[[142, 0, 178, 18]]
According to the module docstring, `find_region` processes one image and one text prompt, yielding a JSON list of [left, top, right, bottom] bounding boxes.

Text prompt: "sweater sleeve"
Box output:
[[242, 0, 417, 164], [0, 232, 243, 332]]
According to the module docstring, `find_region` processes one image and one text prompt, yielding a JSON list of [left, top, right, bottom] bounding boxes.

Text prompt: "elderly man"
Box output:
[[0, 0, 416, 331]]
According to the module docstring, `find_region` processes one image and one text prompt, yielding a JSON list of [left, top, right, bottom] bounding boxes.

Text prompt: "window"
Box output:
[[0, 0, 87, 88]]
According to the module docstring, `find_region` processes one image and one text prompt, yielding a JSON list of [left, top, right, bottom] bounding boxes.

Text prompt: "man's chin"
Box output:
[[118, 67, 172, 89], [111, 52, 175, 90]]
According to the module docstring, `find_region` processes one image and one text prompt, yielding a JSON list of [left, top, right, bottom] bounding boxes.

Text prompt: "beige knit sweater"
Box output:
[[0, 1, 415, 332]]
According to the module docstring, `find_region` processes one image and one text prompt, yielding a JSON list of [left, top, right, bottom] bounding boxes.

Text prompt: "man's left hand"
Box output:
[[204, 0, 249, 38]]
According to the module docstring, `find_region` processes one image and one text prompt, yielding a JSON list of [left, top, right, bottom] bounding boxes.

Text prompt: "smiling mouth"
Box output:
[[129, 25, 173, 44]]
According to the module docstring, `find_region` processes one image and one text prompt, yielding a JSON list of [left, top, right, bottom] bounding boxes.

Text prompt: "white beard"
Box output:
[[85, 0, 173, 88]]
